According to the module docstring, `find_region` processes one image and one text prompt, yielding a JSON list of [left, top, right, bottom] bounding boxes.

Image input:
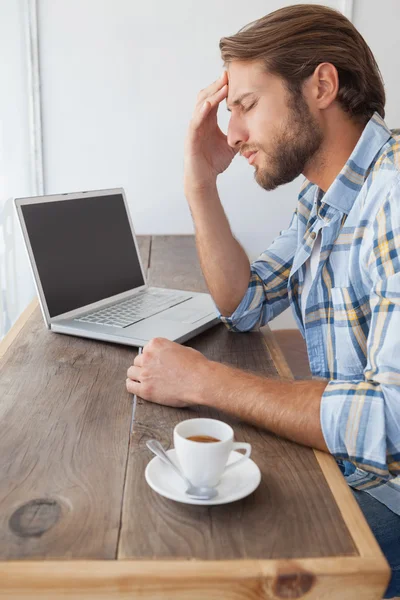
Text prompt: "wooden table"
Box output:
[[0, 236, 390, 599]]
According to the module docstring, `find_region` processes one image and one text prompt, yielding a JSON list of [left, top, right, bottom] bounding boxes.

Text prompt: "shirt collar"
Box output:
[[300, 112, 392, 215]]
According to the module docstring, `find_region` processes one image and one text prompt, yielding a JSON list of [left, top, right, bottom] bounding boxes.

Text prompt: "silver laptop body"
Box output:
[[15, 188, 219, 347]]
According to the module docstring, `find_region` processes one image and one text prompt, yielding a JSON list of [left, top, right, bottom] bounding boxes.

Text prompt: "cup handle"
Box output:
[[223, 442, 251, 473]]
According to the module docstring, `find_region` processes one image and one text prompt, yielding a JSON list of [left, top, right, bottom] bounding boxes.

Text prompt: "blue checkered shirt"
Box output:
[[219, 113, 400, 515]]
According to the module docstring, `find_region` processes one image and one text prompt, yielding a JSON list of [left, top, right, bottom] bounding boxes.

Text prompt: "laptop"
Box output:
[[14, 188, 219, 347]]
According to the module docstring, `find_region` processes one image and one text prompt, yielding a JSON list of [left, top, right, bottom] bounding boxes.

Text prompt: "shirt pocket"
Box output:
[[330, 286, 371, 377]]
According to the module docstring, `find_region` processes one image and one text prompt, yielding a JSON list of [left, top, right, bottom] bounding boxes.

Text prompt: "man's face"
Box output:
[[226, 61, 323, 191]]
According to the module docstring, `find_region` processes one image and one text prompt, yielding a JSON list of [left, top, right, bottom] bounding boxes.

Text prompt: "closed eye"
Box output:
[[244, 101, 257, 113]]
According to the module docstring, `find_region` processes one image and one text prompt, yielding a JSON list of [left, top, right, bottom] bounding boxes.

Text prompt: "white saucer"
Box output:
[[145, 449, 261, 505]]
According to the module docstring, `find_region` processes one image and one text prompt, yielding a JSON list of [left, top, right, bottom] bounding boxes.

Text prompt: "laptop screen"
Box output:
[[21, 193, 145, 317]]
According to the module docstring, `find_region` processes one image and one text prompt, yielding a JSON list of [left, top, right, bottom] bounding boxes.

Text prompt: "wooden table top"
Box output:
[[0, 235, 390, 599]]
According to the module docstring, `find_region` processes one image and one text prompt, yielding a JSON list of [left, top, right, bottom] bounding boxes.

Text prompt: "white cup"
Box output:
[[173, 418, 251, 488]]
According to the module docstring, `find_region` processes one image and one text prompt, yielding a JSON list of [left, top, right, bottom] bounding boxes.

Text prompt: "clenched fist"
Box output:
[[126, 337, 210, 407]]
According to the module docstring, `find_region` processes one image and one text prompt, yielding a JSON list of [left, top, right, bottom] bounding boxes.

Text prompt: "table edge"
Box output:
[[0, 297, 39, 360], [0, 557, 390, 598]]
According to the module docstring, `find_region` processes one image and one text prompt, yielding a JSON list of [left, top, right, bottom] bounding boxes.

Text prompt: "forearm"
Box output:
[[186, 184, 251, 316], [197, 361, 329, 452]]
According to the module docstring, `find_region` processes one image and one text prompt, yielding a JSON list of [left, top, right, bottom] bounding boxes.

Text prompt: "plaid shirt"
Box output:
[[219, 113, 400, 515]]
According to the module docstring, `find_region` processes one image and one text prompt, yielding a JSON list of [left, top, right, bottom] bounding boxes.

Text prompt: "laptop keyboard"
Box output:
[[75, 289, 192, 328]]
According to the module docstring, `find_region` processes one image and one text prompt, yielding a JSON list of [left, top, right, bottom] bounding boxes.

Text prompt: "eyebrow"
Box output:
[[226, 92, 256, 112]]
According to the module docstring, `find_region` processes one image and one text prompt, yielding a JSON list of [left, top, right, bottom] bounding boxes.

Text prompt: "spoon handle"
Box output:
[[146, 439, 191, 487]]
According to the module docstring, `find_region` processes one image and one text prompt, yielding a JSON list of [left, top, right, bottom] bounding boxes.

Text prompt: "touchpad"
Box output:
[[160, 306, 213, 324]]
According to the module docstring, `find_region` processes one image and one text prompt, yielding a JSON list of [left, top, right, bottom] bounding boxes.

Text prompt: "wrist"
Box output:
[[191, 358, 224, 406], [184, 179, 218, 200]]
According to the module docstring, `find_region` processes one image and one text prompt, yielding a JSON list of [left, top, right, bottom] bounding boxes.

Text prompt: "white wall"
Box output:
[[37, 0, 342, 251], [353, 1, 400, 131], [0, 0, 36, 338]]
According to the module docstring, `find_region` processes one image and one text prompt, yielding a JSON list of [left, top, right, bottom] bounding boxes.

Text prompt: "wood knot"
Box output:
[[9, 499, 61, 538], [133, 422, 171, 452], [273, 571, 315, 598]]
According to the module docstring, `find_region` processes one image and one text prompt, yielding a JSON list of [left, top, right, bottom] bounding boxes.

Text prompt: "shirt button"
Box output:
[[310, 231, 316, 240]]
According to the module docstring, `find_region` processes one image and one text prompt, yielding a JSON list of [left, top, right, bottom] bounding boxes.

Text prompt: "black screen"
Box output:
[[21, 193, 145, 317]]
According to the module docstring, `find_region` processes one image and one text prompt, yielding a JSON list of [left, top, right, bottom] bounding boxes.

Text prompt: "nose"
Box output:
[[227, 115, 249, 150]]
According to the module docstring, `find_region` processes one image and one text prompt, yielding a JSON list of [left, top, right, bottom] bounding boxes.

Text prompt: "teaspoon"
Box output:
[[146, 439, 218, 501]]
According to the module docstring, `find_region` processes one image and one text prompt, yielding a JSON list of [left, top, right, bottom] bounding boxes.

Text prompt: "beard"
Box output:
[[252, 93, 323, 191]]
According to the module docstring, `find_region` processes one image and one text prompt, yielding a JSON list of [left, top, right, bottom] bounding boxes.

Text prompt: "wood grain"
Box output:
[[120, 400, 357, 560], [0, 237, 151, 559], [118, 239, 357, 561], [313, 451, 387, 561], [148, 235, 208, 293], [0, 558, 389, 599], [0, 235, 390, 599], [261, 328, 387, 563], [260, 327, 294, 381], [271, 329, 312, 380], [0, 308, 137, 559]]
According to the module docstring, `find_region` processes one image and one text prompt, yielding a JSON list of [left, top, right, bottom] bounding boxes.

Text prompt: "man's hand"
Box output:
[[126, 337, 329, 452], [126, 338, 209, 408], [184, 70, 237, 195]]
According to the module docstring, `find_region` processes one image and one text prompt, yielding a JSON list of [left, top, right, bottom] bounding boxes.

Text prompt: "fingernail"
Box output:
[[201, 101, 208, 112]]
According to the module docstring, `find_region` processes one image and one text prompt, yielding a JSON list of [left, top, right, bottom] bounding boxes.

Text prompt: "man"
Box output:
[[126, 5, 400, 596]]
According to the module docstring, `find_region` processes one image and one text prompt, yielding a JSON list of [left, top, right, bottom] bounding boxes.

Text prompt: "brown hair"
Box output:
[[219, 4, 385, 122]]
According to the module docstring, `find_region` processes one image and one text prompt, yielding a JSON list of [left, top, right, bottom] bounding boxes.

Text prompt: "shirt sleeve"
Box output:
[[321, 183, 400, 480], [219, 209, 299, 332]]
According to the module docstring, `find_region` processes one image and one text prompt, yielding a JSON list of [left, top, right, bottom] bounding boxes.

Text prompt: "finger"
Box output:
[[196, 81, 228, 112], [197, 71, 227, 104], [126, 378, 140, 395], [127, 365, 141, 380], [192, 85, 228, 130], [133, 353, 144, 367]]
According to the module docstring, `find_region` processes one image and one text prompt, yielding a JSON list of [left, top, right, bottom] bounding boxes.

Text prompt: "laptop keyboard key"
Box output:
[[75, 289, 192, 328]]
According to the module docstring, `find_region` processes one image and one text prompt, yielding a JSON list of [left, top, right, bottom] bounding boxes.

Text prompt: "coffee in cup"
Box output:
[[186, 435, 220, 443]]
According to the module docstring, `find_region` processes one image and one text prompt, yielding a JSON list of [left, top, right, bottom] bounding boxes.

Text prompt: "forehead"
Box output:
[[226, 61, 283, 106], [227, 61, 265, 87]]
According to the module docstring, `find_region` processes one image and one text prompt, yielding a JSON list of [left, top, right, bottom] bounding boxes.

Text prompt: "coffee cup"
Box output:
[[173, 418, 251, 488]]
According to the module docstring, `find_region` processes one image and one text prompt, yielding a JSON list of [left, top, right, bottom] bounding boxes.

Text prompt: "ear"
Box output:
[[310, 62, 339, 110]]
